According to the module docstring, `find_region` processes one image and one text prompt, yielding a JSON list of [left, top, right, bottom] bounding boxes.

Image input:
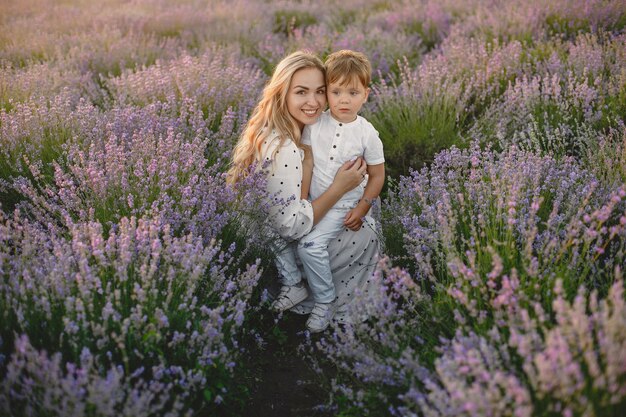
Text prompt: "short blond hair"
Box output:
[[325, 49, 371, 88]]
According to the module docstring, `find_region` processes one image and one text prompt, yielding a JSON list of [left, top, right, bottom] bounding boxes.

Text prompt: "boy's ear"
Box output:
[[364, 87, 371, 102]]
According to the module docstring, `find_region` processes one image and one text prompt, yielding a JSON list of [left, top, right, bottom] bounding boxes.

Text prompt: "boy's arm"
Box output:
[[344, 163, 385, 229], [300, 145, 313, 200]]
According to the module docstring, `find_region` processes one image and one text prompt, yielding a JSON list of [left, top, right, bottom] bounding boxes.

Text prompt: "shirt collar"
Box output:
[[326, 110, 359, 127]]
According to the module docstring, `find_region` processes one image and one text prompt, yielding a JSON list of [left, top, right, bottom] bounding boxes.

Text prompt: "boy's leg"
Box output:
[[274, 241, 302, 286], [271, 241, 308, 312], [297, 209, 345, 303]]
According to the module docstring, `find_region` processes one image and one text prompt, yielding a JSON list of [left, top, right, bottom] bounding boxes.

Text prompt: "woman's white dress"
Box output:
[[261, 132, 380, 323]]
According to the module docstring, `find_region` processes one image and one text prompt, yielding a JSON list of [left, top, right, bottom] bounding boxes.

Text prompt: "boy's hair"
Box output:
[[325, 50, 371, 88]]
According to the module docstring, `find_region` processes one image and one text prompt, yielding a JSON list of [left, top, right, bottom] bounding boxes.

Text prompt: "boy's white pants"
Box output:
[[274, 240, 302, 287], [297, 207, 347, 303]]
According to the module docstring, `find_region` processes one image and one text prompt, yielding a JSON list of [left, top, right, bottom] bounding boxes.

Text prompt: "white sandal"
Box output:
[[271, 284, 309, 312], [306, 301, 337, 333]]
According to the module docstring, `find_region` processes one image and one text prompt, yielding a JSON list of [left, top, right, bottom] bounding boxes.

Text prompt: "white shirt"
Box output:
[[259, 131, 314, 242], [302, 111, 384, 207]]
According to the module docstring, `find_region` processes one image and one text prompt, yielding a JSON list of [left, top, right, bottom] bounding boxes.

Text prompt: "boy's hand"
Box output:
[[344, 207, 366, 231]]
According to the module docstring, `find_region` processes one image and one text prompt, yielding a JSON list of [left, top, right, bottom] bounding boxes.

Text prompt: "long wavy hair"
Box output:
[[227, 51, 324, 184]]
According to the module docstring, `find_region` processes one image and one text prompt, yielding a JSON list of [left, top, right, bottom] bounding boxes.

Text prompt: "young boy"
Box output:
[[297, 49, 385, 332]]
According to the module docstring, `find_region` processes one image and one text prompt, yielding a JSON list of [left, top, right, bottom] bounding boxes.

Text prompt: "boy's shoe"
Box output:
[[306, 301, 337, 333], [271, 283, 308, 312]]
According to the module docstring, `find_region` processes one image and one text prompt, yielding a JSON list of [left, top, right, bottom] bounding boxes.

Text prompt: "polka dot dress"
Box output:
[[260, 132, 380, 324], [290, 216, 379, 324]]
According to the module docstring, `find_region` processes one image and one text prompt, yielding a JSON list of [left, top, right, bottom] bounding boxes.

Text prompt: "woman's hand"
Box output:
[[332, 157, 367, 194], [310, 157, 367, 226]]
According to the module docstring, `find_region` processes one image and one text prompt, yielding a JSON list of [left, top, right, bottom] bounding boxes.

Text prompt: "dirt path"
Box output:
[[239, 312, 335, 417]]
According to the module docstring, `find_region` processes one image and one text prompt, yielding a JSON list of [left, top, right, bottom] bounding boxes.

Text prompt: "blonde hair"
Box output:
[[227, 51, 324, 184], [325, 49, 371, 88]]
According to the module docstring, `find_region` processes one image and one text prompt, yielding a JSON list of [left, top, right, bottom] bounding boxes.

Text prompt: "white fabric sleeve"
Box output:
[[301, 125, 312, 147], [363, 123, 385, 165], [263, 138, 314, 241]]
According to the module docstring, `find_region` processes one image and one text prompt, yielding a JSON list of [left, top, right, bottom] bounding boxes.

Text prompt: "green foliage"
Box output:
[[403, 20, 441, 51], [0, 97, 15, 113], [584, 127, 626, 188], [366, 94, 466, 179], [379, 179, 415, 272], [273, 10, 318, 36], [241, 44, 276, 77], [528, 103, 589, 158], [327, 9, 359, 33], [217, 217, 275, 276], [604, 79, 626, 126], [0, 124, 72, 213], [545, 14, 592, 39], [0, 125, 70, 179], [270, 323, 288, 346]]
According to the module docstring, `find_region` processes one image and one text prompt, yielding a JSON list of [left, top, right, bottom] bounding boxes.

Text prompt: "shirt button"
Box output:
[[330, 157, 334, 160], [333, 145, 337, 148], [336, 133, 340, 136], [339, 123, 343, 126]]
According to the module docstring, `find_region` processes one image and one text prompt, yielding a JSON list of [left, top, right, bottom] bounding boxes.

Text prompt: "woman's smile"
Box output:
[[287, 67, 327, 129]]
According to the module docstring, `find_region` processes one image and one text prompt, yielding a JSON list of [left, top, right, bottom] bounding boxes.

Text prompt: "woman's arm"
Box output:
[[263, 138, 366, 240]]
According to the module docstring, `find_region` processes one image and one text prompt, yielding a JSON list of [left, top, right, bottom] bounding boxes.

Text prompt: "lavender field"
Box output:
[[1, 0, 626, 416]]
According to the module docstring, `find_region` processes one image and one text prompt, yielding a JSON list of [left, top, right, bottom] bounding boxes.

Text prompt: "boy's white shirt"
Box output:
[[302, 110, 384, 208]]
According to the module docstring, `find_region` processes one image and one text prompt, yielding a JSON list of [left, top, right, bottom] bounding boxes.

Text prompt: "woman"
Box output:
[[228, 51, 380, 331]]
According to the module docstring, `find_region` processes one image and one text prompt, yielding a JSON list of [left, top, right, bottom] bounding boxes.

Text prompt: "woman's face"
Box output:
[[286, 67, 327, 130]]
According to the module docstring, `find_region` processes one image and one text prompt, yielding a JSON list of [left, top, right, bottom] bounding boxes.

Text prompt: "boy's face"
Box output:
[[327, 77, 370, 123]]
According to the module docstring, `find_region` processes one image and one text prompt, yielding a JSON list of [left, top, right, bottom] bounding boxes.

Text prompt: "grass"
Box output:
[[366, 93, 466, 179], [273, 10, 318, 37]]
